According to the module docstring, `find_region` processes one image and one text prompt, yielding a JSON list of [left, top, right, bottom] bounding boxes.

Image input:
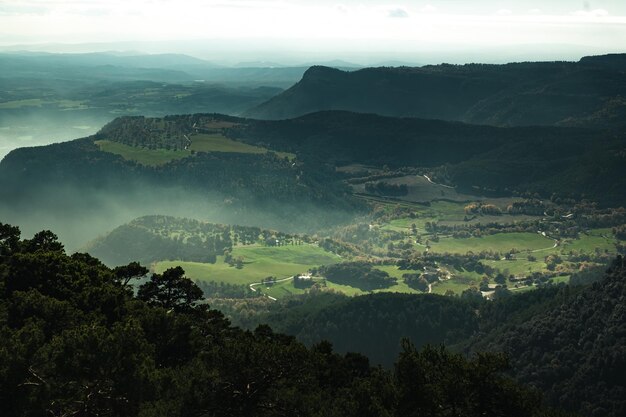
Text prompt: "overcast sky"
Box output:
[[1, 0, 625, 64]]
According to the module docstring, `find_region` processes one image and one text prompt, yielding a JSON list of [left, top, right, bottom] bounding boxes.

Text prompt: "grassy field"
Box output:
[[372, 265, 424, 294], [190, 133, 265, 154], [430, 268, 486, 295], [431, 280, 473, 295], [373, 261, 546, 296], [484, 258, 546, 276], [154, 244, 341, 286], [429, 232, 555, 255], [262, 279, 366, 298], [383, 200, 539, 232], [355, 176, 526, 208], [560, 229, 617, 254], [262, 272, 424, 298], [95, 140, 190, 166], [96, 133, 295, 166], [190, 133, 295, 160]]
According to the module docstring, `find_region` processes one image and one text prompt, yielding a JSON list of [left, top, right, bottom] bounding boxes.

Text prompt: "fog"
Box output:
[[0, 180, 357, 253], [0, 115, 111, 161]]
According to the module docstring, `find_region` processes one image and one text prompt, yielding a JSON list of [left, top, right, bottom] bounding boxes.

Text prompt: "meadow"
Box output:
[[261, 271, 424, 299], [96, 132, 295, 166], [381, 200, 539, 233], [189, 133, 294, 160], [428, 232, 556, 255], [154, 244, 341, 287], [95, 140, 190, 166], [560, 229, 617, 254]]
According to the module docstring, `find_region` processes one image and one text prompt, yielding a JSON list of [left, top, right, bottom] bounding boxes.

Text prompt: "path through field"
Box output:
[[249, 276, 294, 301]]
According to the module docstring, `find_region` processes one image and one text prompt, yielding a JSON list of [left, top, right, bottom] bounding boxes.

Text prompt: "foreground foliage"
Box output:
[[0, 223, 564, 417], [470, 256, 626, 417]]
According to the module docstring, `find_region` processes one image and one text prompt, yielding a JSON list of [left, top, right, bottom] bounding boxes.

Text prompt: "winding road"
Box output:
[[423, 175, 455, 189], [249, 276, 295, 301]]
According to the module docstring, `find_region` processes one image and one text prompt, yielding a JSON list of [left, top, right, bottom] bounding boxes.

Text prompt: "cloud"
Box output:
[[388, 8, 408, 18], [66, 7, 113, 17], [334, 3, 349, 14], [420, 5, 437, 13], [571, 9, 609, 17], [495, 9, 512, 16]]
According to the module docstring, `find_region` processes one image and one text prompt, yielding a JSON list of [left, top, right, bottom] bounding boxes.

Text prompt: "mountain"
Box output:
[[0, 52, 308, 87], [1, 110, 625, 249], [0, 52, 198, 82], [231, 111, 626, 206], [0, 113, 359, 248], [245, 54, 626, 128]]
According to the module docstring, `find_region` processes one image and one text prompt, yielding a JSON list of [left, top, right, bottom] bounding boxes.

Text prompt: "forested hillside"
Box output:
[[245, 54, 626, 128], [85, 215, 309, 266], [217, 292, 479, 366], [2, 110, 626, 251], [468, 256, 626, 417], [217, 259, 626, 417], [0, 222, 566, 417], [232, 111, 626, 206]]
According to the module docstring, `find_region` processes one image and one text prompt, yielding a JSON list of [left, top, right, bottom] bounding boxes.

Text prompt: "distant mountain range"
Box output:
[[0, 52, 310, 87], [245, 54, 626, 128]]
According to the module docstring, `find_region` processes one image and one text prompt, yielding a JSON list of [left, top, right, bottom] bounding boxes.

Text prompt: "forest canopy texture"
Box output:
[[0, 222, 572, 417]]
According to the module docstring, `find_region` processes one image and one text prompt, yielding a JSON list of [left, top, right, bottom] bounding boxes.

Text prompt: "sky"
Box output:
[[0, 0, 625, 64]]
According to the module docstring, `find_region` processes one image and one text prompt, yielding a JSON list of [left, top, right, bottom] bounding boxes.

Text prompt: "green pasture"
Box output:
[[96, 133, 295, 166], [154, 244, 341, 286], [431, 280, 473, 295], [484, 258, 546, 276], [190, 133, 295, 160], [383, 200, 540, 232], [190, 133, 265, 154], [560, 229, 617, 254], [95, 140, 190, 166], [261, 265, 426, 298], [428, 232, 555, 255], [262, 279, 366, 298]]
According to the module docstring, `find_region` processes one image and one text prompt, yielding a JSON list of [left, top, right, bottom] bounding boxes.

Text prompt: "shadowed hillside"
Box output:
[[467, 256, 626, 417], [246, 55, 626, 128]]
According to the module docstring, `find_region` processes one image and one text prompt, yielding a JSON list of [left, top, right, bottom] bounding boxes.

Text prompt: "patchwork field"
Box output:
[[428, 232, 556, 255], [381, 200, 539, 233]]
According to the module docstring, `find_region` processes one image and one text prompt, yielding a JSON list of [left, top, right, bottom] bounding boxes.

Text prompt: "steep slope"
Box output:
[[233, 111, 626, 206], [233, 292, 480, 367], [245, 55, 626, 128], [469, 257, 626, 417]]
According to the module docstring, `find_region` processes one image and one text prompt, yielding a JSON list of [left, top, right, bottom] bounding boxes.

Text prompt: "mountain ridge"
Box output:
[[245, 54, 626, 128]]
